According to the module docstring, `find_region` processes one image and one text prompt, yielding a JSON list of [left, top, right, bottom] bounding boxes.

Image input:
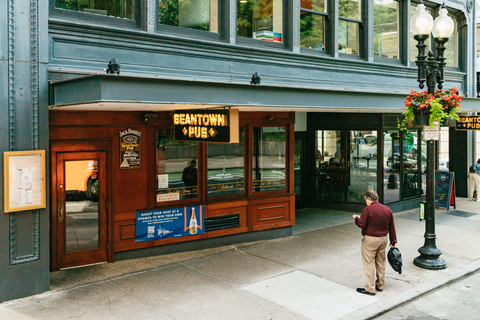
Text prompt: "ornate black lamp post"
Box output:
[[410, 1, 454, 270]]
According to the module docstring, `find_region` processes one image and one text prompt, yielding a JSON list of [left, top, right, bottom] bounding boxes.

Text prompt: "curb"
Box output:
[[339, 258, 480, 320]]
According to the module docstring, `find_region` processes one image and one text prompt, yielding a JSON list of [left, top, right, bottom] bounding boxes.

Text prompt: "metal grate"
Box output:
[[443, 210, 476, 218], [205, 214, 240, 231]]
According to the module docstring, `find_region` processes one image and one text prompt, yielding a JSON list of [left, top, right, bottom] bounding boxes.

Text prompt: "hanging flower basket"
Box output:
[[415, 112, 430, 126], [398, 88, 461, 131]]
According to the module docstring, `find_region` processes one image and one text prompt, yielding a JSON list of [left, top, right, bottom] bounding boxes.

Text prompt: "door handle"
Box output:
[[58, 200, 63, 221]]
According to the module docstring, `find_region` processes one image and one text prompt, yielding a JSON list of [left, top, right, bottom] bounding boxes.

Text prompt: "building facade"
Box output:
[[0, 0, 478, 301]]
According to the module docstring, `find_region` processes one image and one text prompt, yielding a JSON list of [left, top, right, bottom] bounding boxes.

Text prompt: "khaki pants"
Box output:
[[361, 235, 388, 293], [468, 173, 480, 199]]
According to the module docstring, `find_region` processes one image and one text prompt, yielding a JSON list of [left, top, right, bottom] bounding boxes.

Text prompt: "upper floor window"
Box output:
[[444, 17, 458, 68], [339, 0, 362, 55], [55, 0, 133, 19], [159, 0, 219, 32], [374, 0, 399, 59], [300, 0, 327, 50], [237, 0, 283, 43]]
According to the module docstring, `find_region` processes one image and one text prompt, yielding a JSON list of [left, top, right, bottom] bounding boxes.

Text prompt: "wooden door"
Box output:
[[56, 151, 108, 269]]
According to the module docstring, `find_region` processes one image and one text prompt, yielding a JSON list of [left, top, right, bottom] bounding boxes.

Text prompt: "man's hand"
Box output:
[[352, 214, 358, 220]]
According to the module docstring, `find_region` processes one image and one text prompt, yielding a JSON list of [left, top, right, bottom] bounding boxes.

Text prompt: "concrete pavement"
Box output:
[[1, 198, 480, 320]]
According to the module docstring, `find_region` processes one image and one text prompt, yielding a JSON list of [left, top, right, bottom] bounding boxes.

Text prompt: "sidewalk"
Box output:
[[1, 198, 480, 320]]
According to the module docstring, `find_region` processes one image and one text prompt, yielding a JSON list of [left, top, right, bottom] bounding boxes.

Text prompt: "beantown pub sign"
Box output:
[[174, 109, 239, 143]]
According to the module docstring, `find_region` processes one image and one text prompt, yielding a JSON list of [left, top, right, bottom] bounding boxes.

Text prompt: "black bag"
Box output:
[[387, 247, 402, 274], [469, 164, 477, 173]]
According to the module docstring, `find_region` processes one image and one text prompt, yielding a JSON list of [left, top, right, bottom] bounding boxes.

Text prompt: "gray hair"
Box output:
[[364, 190, 379, 201]]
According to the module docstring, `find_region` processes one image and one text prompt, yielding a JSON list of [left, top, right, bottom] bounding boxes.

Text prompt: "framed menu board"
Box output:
[[4, 150, 46, 213]]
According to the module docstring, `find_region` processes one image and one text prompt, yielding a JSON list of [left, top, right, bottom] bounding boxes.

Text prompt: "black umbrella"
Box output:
[[387, 247, 402, 274]]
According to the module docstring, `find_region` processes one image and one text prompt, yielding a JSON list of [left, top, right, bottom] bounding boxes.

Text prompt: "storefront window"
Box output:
[[207, 128, 245, 197], [374, 0, 399, 59], [253, 127, 286, 192], [339, 0, 361, 55], [384, 130, 400, 203], [55, 0, 133, 19], [300, 0, 327, 50], [237, 0, 283, 43], [156, 129, 199, 202], [159, 0, 218, 32]]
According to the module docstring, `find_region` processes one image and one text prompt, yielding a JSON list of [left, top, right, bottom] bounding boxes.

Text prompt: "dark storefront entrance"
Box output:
[[295, 113, 427, 211]]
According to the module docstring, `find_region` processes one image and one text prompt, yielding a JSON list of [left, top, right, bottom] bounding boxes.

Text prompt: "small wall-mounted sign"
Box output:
[[119, 128, 142, 169], [174, 109, 239, 143], [455, 115, 480, 130]]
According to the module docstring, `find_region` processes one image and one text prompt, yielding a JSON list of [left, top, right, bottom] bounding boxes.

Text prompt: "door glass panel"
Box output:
[[349, 131, 377, 202], [384, 130, 400, 203], [403, 130, 421, 198], [65, 160, 99, 252], [316, 130, 346, 201], [252, 127, 286, 192]]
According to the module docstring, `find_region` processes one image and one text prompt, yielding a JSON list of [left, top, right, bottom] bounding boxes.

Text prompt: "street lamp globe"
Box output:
[[432, 4, 454, 39], [410, 1, 433, 35]]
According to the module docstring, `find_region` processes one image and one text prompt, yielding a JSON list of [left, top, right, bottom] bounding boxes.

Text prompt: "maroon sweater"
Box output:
[[355, 201, 397, 246]]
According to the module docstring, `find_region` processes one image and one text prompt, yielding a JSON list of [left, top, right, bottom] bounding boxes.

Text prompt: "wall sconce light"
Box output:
[[250, 72, 261, 85], [142, 113, 158, 124], [268, 115, 275, 121], [106, 58, 120, 75]]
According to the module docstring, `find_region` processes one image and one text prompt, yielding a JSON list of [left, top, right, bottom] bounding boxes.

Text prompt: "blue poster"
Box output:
[[136, 205, 204, 242]]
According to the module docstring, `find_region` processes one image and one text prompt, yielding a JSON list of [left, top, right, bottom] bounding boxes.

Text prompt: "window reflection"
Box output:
[[374, 0, 399, 59], [253, 127, 286, 192], [384, 131, 400, 203], [339, 0, 361, 55], [338, 20, 359, 55], [156, 129, 198, 201], [207, 128, 245, 197], [237, 0, 283, 43], [55, 0, 133, 18], [159, 0, 218, 32], [349, 131, 377, 202], [300, 0, 327, 50]]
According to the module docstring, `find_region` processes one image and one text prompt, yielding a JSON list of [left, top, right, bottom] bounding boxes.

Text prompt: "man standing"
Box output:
[[353, 190, 397, 296]]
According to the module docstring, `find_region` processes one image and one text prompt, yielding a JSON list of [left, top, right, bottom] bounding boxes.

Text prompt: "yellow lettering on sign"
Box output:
[[188, 126, 195, 137], [185, 114, 191, 125], [174, 114, 180, 125], [203, 114, 209, 126], [190, 114, 197, 125], [209, 114, 217, 126], [218, 114, 225, 126], [180, 114, 186, 125], [201, 127, 208, 139]]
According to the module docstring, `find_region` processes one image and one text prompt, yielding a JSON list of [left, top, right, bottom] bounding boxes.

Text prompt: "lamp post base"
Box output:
[[414, 246, 446, 270]]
